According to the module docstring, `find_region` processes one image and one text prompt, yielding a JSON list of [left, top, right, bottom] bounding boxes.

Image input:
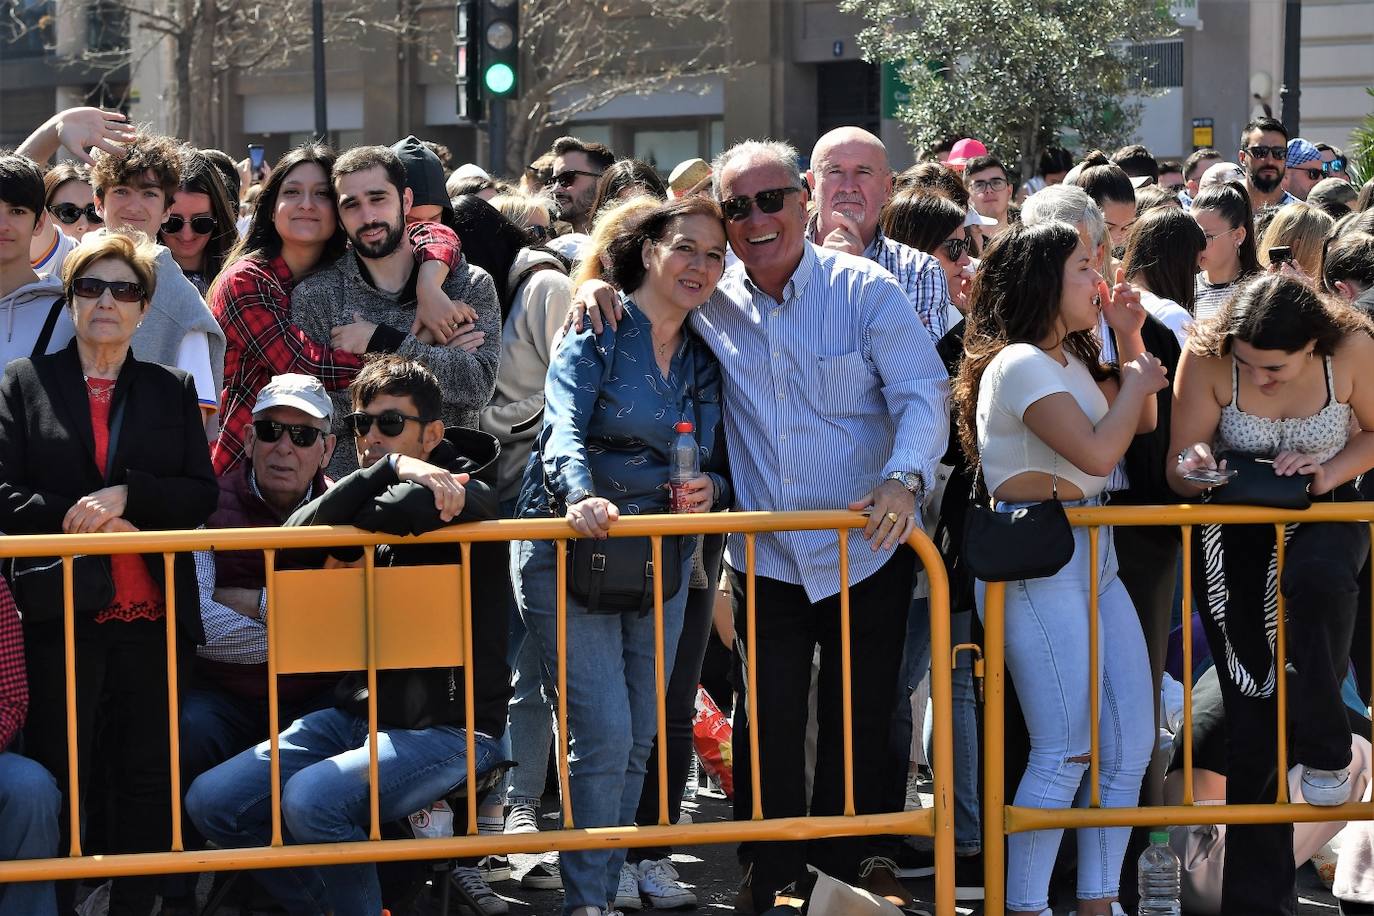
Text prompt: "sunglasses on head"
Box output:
[[1323, 157, 1348, 174], [548, 169, 602, 188], [939, 237, 969, 261], [71, 277, 145, 302], [342, 409, 433, 438], [1244, 145, 1288, 161], [252, 419, 324, 447], [47, 203, 102, 226], [162, 214, 217, 235], [720, 186, 802, 222]]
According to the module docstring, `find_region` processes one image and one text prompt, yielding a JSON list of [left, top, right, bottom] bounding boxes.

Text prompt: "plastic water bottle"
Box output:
[[668, 420, 699, 513], [1138, 830, 1181, 915]]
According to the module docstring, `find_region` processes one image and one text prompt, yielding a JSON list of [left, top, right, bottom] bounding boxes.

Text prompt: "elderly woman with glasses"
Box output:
[[0, 229, 218, 916]]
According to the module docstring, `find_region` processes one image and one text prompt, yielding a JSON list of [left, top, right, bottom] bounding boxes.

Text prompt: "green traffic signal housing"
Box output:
[[480, 0, 519, 99], [484, 62, 516, 95]]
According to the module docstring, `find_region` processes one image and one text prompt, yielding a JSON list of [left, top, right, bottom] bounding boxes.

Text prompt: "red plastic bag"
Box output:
[[692, 685, 734, 798]]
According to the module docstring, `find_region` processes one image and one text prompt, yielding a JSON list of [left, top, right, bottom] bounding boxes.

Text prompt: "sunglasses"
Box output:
[[1292, 167, 1323, 181], [547, 169, 602, 188], [720, 186, 802, 222], [1244, 145, 1288, 161], [525, 224, 550, 243], [71, 277, 145, 302], [1323, 157, 1349, 174], [939, 237, 969, 261], [1164, 182, 1186, 193], [342, 409, 433, 438], [969, 177, 1009, 193], [47, 203, 102, 226], [252, 419, 325, 448], [162, 214, 217, 235]]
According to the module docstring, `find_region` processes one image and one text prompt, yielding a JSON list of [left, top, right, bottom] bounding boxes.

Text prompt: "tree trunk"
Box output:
[[173, 30, 193, 141], [188, 0, 218, 147]]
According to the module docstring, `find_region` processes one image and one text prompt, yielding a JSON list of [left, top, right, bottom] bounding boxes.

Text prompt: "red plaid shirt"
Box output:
[[209, 224, 462, 474], [0, 578, 26, 751]]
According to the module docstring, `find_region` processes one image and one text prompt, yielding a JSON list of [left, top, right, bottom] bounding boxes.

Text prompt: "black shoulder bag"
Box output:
[[960, 461, 1074, 583], [1205, 451, 1312, 510]]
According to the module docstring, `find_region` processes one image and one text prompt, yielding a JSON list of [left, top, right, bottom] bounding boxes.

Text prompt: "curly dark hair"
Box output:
[[1187, 273, 1372, 358], [90, 129, 181, 201]]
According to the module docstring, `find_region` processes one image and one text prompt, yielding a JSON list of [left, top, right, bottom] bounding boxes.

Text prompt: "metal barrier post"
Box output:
[[982, 580, 1007, 914]]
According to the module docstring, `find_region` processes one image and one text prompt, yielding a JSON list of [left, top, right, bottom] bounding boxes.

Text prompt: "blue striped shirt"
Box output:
[[692, 242, 951, 600]]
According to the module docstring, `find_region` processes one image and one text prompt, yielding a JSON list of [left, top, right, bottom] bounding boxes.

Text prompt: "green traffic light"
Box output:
[[484, 63, 515, 95]]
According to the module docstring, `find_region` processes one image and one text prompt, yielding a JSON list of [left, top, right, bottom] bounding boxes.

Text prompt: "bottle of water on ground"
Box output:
[[669, 421, 699, 513], [1138, 830, 1181, 915]]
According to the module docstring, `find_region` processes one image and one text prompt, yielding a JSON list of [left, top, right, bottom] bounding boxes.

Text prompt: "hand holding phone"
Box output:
[[1182, 467, 1237, 486], [1268, 245, 1293, 265], [248, 143, 266, 179]]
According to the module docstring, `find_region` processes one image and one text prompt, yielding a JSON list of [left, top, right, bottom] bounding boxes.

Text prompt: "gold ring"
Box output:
[[886, 511, 899, 524]]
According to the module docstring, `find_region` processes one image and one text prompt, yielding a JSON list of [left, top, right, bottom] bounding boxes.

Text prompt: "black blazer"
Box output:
[[1112, 312, 1184, 507], [0, 341, 219, 643]]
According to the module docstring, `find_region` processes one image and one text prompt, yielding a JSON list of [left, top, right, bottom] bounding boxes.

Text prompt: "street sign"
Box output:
[[882, 63, 911, 119]]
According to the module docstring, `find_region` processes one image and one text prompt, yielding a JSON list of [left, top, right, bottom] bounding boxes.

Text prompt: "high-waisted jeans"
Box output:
[[976, 502, 1154, 912]]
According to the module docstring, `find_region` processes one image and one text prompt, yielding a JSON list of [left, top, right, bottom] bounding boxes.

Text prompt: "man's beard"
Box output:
[[350, 219, 405, 259], [1250, 165, 1284, 194]]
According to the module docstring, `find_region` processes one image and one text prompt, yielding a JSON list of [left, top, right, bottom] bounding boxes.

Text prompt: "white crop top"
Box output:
[[975, 343, 1110, 497]]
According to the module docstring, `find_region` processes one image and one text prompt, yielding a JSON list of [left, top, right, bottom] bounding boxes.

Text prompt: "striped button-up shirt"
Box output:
[[693, 242, 951, 601], [808, 219, 952, 343]]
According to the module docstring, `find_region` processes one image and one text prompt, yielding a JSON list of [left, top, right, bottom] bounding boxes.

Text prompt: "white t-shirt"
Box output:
[[175, 330, 218, 413], [1139, 288, 1192, 347], [976, 342, 1109, 497], [31, 230, 79, 280]]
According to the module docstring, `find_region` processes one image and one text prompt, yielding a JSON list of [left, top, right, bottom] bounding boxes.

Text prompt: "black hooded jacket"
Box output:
[[283, 426, 511, 735]]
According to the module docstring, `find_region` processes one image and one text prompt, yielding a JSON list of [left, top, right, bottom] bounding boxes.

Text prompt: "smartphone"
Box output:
[[1183, 467, 1238, 486], [248, 143, 266, 173], [1268, 245, 1293, 265]]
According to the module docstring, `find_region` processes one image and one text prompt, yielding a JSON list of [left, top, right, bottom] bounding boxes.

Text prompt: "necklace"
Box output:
[[83, 374, 113, 404]]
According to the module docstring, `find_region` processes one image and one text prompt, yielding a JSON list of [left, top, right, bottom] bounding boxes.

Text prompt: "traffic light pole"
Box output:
[[1279, 0, 1302, 136], [312, 0, 328, 140], [488, 99, 507, 176]]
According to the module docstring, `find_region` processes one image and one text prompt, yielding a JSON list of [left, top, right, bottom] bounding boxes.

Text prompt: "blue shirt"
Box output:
[[526, 298, 730, 518], [694, 242, 950, 600]]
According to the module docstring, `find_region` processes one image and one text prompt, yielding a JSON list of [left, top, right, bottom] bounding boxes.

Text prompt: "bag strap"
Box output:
[[31, 298, 65, 360], [585, 546, 604, 615]]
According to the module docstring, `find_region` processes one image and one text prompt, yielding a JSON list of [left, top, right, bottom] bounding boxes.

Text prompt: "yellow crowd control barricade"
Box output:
[[980, 502, 1374, 914], [0, 510, 957, 915]]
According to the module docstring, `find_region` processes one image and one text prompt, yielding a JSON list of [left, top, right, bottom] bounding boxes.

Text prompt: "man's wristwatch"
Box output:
[[885, 471, 924, 499]]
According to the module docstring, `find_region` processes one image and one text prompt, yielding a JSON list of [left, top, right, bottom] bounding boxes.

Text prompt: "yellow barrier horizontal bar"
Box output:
[[1006, 801, 1374, 833], [0, 810, 934, 883], [1066, 503, 1374, 527]]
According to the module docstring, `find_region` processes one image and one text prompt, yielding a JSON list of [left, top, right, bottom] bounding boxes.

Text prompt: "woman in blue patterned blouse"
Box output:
[[513, 195, 731, 916]]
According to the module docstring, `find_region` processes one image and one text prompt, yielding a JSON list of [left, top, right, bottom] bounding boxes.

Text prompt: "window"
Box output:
[[1124, 39, 1184, 90], [817, 61, 880, 137]]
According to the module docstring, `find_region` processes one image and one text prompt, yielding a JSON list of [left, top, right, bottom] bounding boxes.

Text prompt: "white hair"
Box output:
[[1022, 184, 1108, 249], [710, 139, 804, 200]]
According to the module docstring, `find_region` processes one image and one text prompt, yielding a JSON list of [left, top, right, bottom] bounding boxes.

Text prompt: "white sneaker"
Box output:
[[450, 865, 510, 915], [903, 769, 923, 811], [615, 861, 644, 911], [1302, 765, 1352, 807], [505, 801, 539, 834], [637, 858, 697, 909]]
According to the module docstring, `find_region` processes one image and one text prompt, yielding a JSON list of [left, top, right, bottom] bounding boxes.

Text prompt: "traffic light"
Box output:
[[455, 0, 482, 122], [480, 0, 519, 100]]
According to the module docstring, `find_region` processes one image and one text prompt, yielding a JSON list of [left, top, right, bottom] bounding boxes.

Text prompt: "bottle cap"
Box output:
[[1149, 830, 1170, 844], [675, 421, 694, 433]]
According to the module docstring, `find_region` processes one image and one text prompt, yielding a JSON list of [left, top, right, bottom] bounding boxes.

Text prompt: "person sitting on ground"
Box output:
[[187, 356, 511, 916]]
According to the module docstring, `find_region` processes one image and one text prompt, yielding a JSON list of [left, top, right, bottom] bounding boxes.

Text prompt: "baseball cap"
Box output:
[[1200, 161, 1246, 188], [390, 136, 450, 213], [947, 138, 989, 170], [964, 208, 998, 228], [453, 163, 491, 181], [1286, 138, 1321, 168], [252, 373, 333, 420]]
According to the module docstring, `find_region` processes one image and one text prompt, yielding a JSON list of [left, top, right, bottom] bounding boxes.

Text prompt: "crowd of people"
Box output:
[[0, 102, 1372, 916]]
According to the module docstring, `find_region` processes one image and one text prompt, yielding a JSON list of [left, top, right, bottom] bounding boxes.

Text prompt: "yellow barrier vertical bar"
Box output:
[[983, 580, 1007, 916], [162, 553, 184, 852], [61, 555, 81, 856], [1275, 524, 1289, 803], [461, 542, 478, 835], [364, 545, 381, 839], [557, 539, 574, 829], [1088, 526, 1101, 808], [653, 535, 670, 825], [918, 534, 955, 916], [746, 533, 762, 820], [1181, 526, 1195, 806], [838, 529, 855, 816], [1369, 523, 1374, 816], [265, 548, 283, 846]]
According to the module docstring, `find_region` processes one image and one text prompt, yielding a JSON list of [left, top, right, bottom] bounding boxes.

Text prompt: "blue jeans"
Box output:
[[506, 611, 555, 805], [976, 508, 1152, 911], [0, 751, 60, 916], [186, 706, 501, 916], [512, 537, 692, 914], [920, 608, 982, 853]]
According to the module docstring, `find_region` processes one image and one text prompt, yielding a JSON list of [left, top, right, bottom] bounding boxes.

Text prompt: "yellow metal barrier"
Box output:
[[0, 510, 956, 916], [980, 502, 1374, 914]]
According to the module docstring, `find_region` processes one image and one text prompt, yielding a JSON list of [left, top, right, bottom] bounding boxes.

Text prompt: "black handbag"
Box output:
[[1207, 451, 1312, 510], [6, 554, 115, 623], [960, 463, 1075, 583], [569, 535, 683, 615]]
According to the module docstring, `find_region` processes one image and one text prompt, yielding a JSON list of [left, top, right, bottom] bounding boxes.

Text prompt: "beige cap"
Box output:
[[668, 158, 711, 194]]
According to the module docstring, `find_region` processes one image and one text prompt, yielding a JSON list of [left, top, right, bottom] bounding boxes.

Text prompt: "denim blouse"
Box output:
[[519, 297, 731, 518]]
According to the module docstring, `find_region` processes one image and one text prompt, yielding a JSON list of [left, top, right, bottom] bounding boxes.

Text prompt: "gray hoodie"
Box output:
[[0, 273, 74, 370]]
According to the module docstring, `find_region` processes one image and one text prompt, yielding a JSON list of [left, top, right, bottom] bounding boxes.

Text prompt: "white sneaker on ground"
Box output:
[[451, 865, 510, 915], [904, 769, 923, 811], [615, 861, 644, 911], [1303, 765, 1352, 806], [520, 851, 562, 889], [505, 801, 539, 834], [636, 858, 697, 909]]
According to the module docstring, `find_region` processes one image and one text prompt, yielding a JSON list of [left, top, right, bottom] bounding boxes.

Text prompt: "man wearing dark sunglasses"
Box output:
[[1316, 143, 1353, 183], [0, 153, 75, 368], [546, 136, 616, 234], [1282, 137, 1324, 201], [1237, 116, 1299, 211]]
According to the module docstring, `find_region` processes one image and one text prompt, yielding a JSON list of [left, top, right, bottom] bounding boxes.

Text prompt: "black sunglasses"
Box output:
[[1323, 157, 1348, 174], [720, 186, 802, 222], [162, 214, 217, 235], [71, 277, 145, 302], [47, 203, 102, 226], [1244, 145, 1288, 161], [525, 224, 550, 243], [253, 419, 325, 448], [548, 169, 602, 188], [1293, 166, 1323, 181], [342, 409, 433, 438], [939, 237, 969, 261]]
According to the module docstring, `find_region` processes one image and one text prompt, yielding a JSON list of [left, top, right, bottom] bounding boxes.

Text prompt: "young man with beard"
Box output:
[[1239, 116, 1300, 210], [546, 136, 615, 237], [290, 146, 501, 479]]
